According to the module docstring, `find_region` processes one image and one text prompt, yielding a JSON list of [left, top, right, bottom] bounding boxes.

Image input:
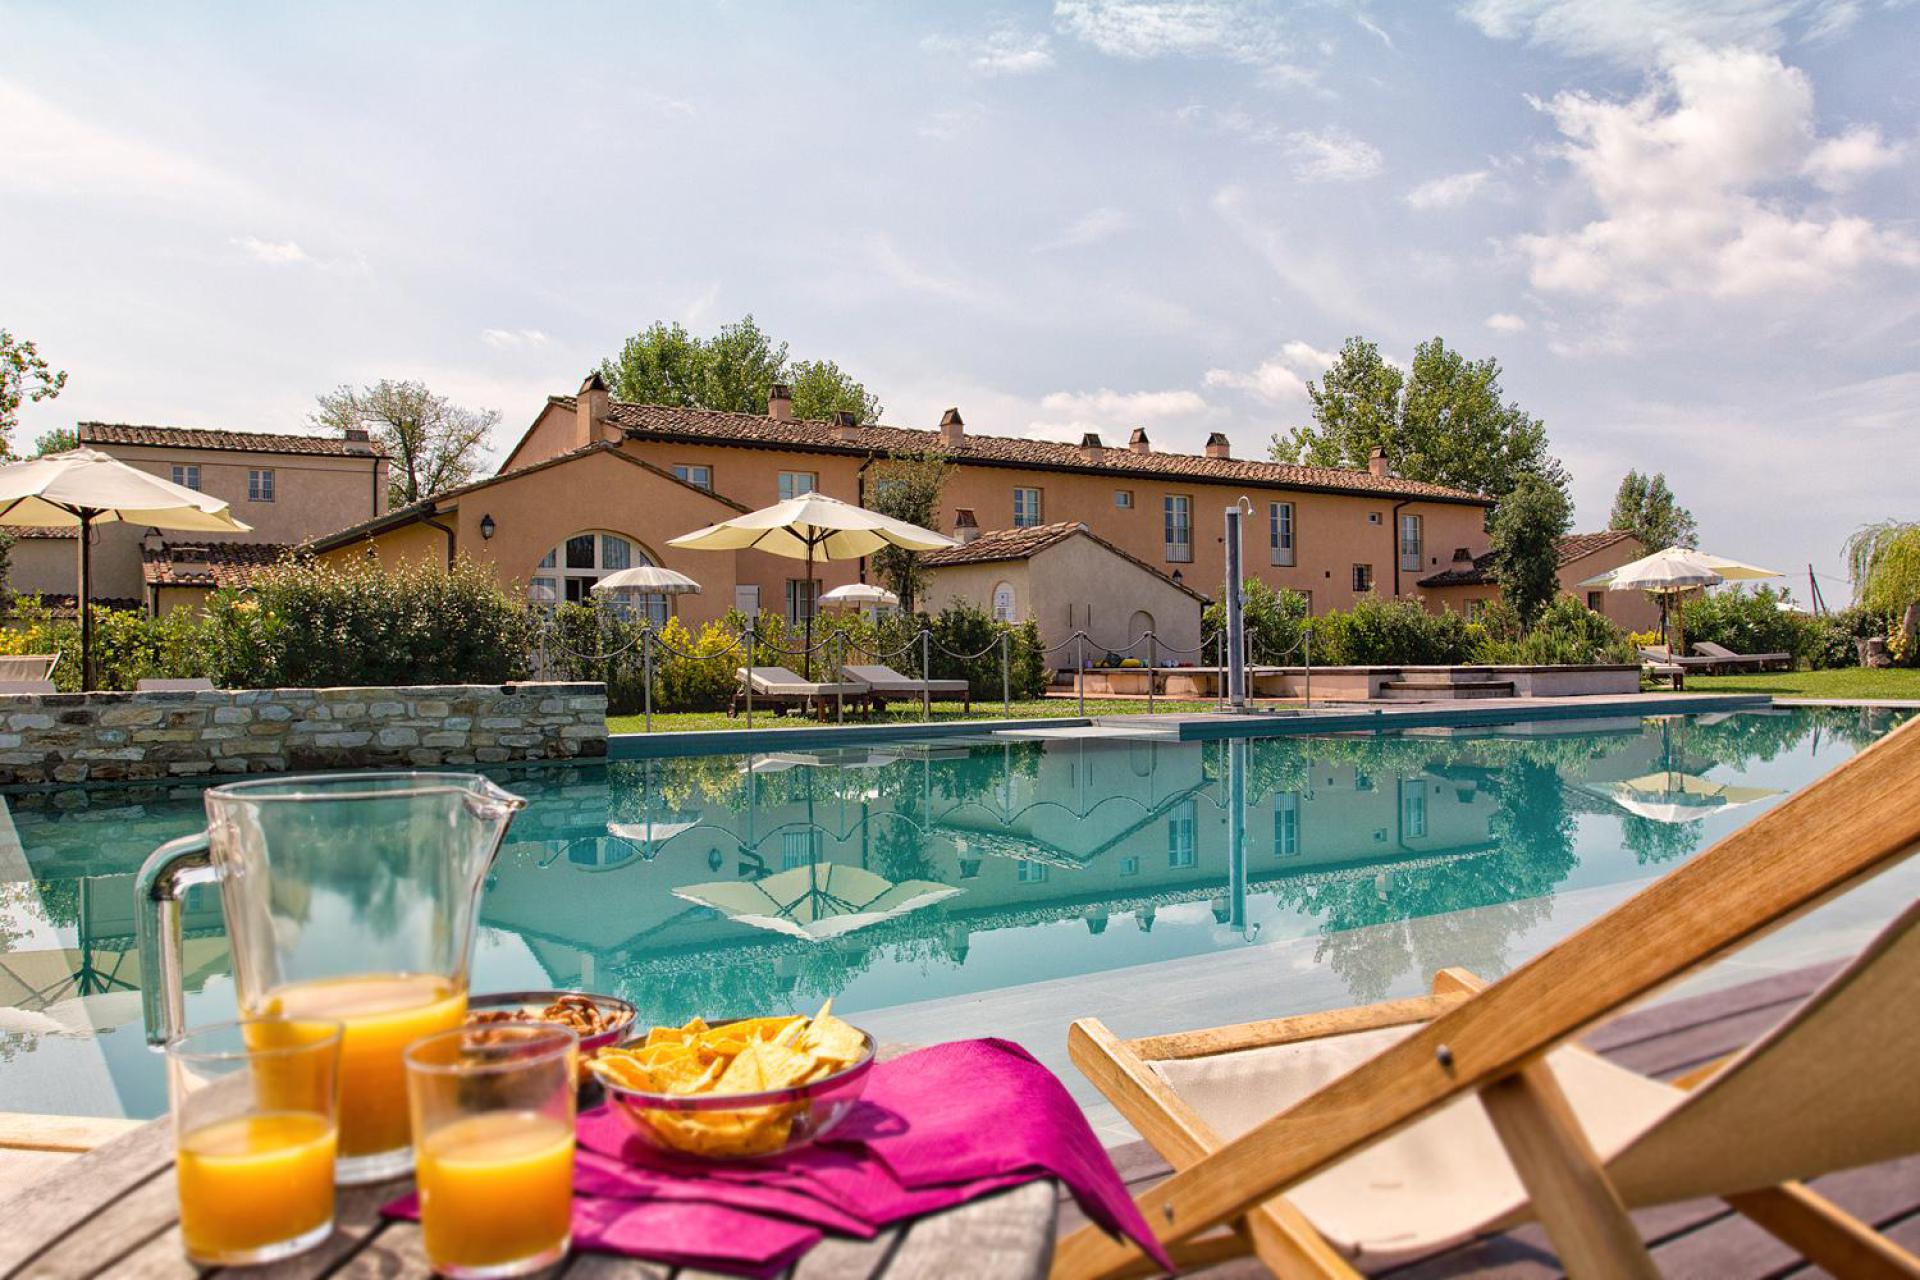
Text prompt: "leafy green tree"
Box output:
[[600, 315, 883, 423], [310, 380, 497, 507], [1, 329, 68, 457], [1489, 472, 1572, 626], [1202, 579, 1309, 664], [1609, 470, 1697, 550], [32, 427, 76, 456], [1272, 336, 1564, 500], [1844, 519, 1920, 662], [866, 449, 950, 612]]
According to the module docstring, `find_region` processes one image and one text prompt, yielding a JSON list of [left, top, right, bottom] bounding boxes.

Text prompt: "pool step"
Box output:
[[1379, 679, 1517, 700]]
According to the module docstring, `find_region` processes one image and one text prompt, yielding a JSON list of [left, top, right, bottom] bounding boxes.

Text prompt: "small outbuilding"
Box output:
[[920, 516, 1208, 667]]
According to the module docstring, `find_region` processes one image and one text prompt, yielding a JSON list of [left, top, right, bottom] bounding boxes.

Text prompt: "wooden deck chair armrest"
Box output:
[[1122, 990, 1472, 1063], [1053, 716, 1920, 1280]]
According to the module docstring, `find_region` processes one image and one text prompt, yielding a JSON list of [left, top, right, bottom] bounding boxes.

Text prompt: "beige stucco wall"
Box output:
[[96, 443, 386, 546], [1421, 536, 1661, 634], [317, 448, 748, 630]]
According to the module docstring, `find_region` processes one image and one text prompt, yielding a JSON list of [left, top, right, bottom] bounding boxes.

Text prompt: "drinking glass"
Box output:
[[405, 1024, 579, 1278], [167, 1017, 343, 1267]]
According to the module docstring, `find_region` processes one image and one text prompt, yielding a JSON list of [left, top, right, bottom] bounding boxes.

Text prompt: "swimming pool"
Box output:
[[2, 704, 1910, 1124]]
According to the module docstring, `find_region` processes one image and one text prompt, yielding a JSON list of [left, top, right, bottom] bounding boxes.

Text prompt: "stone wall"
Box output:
[[0, 682, 608, 787]]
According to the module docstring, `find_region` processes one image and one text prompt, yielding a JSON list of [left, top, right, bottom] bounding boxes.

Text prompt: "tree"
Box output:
[[866, 449, 950, 613], [1489, 472, 1572, 626], [32, 427, 77, 456], [1273, 335, 1564, 501], [1609, 470, 1697, 550], [1845, 519, 1920, 663], [1, 329, 68, 457], [310, 380, 497, 508], [601, 314, 883, 423]]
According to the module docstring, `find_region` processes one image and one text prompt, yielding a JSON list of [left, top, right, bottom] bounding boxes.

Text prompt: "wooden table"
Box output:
[[0, 1117, 1059, 1279]]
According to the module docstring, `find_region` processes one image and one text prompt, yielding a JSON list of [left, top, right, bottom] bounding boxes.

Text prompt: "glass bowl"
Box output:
[[467, 989, 636, 1102], [598, 1021, 876, 1161]]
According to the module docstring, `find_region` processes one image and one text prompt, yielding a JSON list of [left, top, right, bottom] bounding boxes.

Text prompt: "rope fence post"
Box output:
[[1000, 630, 1010, 719], [642, 628, 653, 734], [834, 632, 844, 724], [921, 628, 932, 724], [1303, 623, 1312, 709], [745, 617, 755, 730], [1075, 632, 1085, 717], [1147, 631, 1157, 715]]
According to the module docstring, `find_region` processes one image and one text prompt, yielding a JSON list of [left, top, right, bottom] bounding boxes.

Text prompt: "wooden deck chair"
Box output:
[[1694, 640, 1793, 671], [0, 653, 59, 682], [842, 664, 971, 713], [731, 666, 870, 720], [1054, 715, 1920, 1280]]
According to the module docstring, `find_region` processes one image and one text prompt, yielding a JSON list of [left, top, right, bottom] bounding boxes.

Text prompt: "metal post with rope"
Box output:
[[1000, 630, 1010, 718]]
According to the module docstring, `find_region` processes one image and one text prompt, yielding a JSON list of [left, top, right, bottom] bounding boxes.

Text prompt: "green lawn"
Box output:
[[607, 696, 1221, 734], [1680, 668, 1920, 700]]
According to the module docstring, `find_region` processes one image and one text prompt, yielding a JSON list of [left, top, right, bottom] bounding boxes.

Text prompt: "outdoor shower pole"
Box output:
[[1224, 498, 1251, 713]]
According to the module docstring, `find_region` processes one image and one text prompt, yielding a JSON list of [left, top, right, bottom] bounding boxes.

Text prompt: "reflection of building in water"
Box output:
[[478, 740, 1506, 1013]]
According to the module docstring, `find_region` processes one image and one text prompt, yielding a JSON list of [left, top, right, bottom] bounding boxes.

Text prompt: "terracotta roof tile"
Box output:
[[80, 422, 387, 457], [142, 541, 296, 589], [1416, 530, 1643, 589], [571, 398, 1490, 504], [923, 521, 1208, 601], [6, 525, 78, 539]]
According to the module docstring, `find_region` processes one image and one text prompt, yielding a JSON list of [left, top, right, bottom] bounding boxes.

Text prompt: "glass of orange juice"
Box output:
[[405, 1024, 578, 1278], [167, 1017, 343, 1267]]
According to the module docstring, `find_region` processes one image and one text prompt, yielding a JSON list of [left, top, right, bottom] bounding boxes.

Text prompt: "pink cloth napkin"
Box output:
[[388, 1038, 1169, 1277]]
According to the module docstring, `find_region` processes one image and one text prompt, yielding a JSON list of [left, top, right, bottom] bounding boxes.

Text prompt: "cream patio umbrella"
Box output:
[[590, 564, 701, 621], [668, 492, 954, 675], [672, 863, 962, 942], [0, 448, 251, 688], [1578, 546, 1780, 659], [819, 582, 899, 610], [1589, 771, 1782, 824]]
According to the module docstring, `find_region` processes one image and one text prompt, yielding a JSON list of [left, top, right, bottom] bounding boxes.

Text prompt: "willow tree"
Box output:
[[867, 449, 951, 614], [1845, 519, 1920, 661]]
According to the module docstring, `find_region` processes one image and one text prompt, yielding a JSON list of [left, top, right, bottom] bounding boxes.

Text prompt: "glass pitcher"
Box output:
[[138, 772, 525, 1183]]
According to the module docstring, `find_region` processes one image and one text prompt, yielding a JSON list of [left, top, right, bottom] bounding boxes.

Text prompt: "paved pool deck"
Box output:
[[608, 691, 1774, 757]]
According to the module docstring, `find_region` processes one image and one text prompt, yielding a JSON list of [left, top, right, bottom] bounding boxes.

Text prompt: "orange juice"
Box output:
[[177, 1112, 336, 1262], [259, 973, 466, 1159], [416, 1111, 575, 1272]]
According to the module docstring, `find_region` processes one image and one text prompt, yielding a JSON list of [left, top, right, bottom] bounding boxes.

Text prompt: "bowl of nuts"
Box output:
[[467, 990, 637, 1100]]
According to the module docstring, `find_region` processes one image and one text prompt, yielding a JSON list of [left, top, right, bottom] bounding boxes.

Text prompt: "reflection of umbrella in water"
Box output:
[[1591, 771, 1782, 824], [672, 863, 963, 941]]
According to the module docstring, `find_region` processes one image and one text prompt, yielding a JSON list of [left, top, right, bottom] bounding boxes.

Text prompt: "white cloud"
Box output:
[[922, 27, 1055, 76], [1405, 169, 1490, 209], [1209, 185, 1391, 327], [864, 234, 988, 305], [1460, 0, 1805, 67], [480, 328, 551, 350], [1202, 340, 1336, 404], [232, 236, 310, 265], [1354, 11, 1395, 47], [1285, 126, 1384, 181], [1514, 48, 1919, 302], [1485, 312, 1529, 332], [917, 103, 990, 141], [1038, 388, 1206, 418], [1033, 207, 1130, 252], [1053, 0, 1290, 65], [1802, 123, 1904, 190]]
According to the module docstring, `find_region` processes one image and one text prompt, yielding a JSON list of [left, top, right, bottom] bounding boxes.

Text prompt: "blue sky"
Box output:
[[3, 0, 1914, 592]]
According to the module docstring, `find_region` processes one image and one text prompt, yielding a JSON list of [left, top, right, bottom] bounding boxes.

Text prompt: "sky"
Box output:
[[3, 0, 1915, 596]]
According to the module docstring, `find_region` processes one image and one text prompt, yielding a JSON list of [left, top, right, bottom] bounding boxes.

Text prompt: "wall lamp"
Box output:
[[479, 514, 496, 540]]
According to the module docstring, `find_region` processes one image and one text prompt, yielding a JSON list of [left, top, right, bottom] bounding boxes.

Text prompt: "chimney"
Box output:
[[940, 407, 965, 448], [1128, 427, 1150, 455], [954, 508, 980, 544], [577, 371, 610, 448], [767, 383, 793, 420], [1451, 546, 1473, 564], [1205, 432, 1230, 460], [830, 409, 858, 440], [1079, 431, 1104, 464], [342, 426, 373, 454], [1368, 446, 1390, 477]]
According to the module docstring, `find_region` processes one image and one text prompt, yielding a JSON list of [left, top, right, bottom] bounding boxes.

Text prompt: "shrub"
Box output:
[[1474, 595, 1634, 665], [1679, 585, 1807, 665], [1312, 598, 1472, 666], [1802, 605, 1884, 670], [654, 616, 743, 712], [1201, 580, 1310, 665], [0, 597, 215, 691], [922, 601, 1049, 700], [203, 555, 531, 688]]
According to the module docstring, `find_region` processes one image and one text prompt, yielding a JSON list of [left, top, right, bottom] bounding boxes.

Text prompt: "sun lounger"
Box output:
[[135, 677, 216, 692], [1638, 644, 1718, 670], [1693, 640, 1793, 671], [841, 663, 971, 713], [1054, 716, 1920, 1279], [0, 680, 56, 695], [730, 666, 871, 720], [0, 654, 58, 682]]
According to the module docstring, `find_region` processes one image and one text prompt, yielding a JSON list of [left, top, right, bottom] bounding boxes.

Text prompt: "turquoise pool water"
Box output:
[[1, 704, 1908, 1122]]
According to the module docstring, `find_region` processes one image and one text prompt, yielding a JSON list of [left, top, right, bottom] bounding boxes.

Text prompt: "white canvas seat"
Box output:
[[1693, 640, 1792, 670], [737, 666, 867, 698], [0, 654, 58, 682], [841, 664, 970, 705], [135, 677, 216, 691]]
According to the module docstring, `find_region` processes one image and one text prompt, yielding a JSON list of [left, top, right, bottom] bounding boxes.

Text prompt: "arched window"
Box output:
[[992, 582, 1016, 623], [530, 532, 665, 625]]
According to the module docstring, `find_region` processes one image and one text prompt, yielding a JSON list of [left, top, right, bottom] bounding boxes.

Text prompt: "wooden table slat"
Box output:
[[868, 1182, 1056, 1280], [0, 1121, 175, 1277], [15, 1170, 183, 1280], [785, 1226, 904, 1280]]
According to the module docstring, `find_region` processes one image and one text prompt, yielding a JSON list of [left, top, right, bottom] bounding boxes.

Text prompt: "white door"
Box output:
[[735, 585, 761, 618]]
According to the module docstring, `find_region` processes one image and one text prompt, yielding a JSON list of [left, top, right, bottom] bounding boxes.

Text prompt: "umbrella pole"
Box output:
[[77, 509, 95, 692], [803, 538, 816, 681]]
